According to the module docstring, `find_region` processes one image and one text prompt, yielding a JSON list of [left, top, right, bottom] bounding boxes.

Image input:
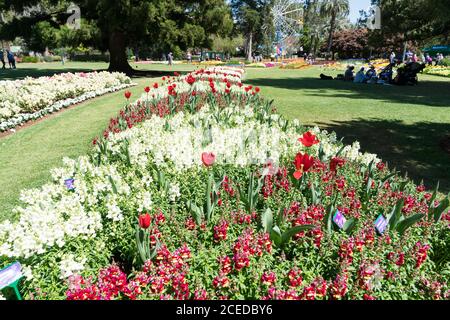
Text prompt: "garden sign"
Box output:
[[0, 262, 24, 300]]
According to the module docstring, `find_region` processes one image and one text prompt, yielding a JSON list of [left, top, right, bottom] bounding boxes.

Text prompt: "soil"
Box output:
[[440, 135, 450, 155]]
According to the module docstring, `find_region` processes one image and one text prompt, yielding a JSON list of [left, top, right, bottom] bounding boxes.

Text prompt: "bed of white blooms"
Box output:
[[0, 71, 133, 131], [0, 66, 380, 284]]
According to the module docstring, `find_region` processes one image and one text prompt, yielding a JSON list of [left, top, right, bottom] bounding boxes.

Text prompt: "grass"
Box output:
[[0, 62, 449, 221], [244, 67, 450, 194]]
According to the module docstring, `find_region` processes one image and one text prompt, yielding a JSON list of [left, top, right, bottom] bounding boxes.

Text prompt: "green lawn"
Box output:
[[0, 62, 449, 221]]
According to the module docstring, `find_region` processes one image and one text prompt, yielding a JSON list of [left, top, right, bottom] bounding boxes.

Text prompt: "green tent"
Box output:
[[423, 45, 450, 56]]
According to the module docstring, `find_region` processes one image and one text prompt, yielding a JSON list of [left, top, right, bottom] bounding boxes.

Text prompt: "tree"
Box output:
[[326, 28, 370, 59], [0, 0, 233, 74], [320, 0, 349, 58], [231, 0, 273, 61]]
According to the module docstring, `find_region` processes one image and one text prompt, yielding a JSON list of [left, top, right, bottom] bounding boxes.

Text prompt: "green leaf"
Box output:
[[387, 198, 405, 230], [108, 175, 118, 194], [396, 213, 424, 236], [280, 225, 315, 247], [270, 226, 282, 247], [343, 218, 357, 234], [428, 182, 439, 220], [433, 195, 450, 223], [187, 201, 203, 225], [261, 208, 273, 234]]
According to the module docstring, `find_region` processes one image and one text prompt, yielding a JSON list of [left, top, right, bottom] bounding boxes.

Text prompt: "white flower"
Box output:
[[169, 183, 181, 202], [59, 254, 86, 279]]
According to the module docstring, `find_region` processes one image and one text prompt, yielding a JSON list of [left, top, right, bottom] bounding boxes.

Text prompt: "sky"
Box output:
[[348, 0, 372, 23]]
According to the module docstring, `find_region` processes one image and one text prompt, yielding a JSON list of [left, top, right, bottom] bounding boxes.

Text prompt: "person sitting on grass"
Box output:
[[354, 67, 365, 83], [365, 65, 377, 82], [344, 65, 355, 81]]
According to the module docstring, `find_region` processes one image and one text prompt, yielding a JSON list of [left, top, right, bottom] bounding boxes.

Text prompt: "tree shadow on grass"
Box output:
[[0, 67, 192, 81], [317, 118, 450, 193], [248, 76, 450, 108]]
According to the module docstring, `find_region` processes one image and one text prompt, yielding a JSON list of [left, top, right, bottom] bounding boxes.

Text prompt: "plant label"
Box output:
[[0, 262, 23, 290], [333, 210, 346, 229], [375, 214, 388, 234], [64, 178, 75, 191]]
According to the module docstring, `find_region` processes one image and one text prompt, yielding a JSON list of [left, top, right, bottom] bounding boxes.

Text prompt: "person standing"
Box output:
[[389, 51, 396, 64], [186, 52, 192, 63], [0, 49, 5, 69], [6, 50, 16, 69], [168, 52, 173, 66]]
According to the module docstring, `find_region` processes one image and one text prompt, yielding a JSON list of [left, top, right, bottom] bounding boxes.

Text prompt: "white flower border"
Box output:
[[0, 82, 136, 132]]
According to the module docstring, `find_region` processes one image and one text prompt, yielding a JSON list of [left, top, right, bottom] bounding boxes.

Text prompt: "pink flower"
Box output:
[[201, 152, 215, 167]]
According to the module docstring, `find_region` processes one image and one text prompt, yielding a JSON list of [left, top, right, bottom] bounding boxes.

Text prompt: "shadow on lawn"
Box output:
[[0, 67, 191, 81], [248, 76, 450, 108], [317, 118, 450, 193]]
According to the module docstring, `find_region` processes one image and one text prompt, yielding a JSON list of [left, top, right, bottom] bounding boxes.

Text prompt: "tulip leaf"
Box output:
[[343, 218, 357, 234], [387, 198, 404, 230], [261, 208, 273, 234], [281, 225, 315, 247], [396, 213, 424, 236], [433, 195, 450, 223], [270, 226, 282, 247]]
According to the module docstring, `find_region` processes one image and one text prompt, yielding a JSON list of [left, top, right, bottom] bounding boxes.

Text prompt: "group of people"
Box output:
[[391, 50, 445, 66], [344, 65, 381, 84], [0, 49, 16, 69]]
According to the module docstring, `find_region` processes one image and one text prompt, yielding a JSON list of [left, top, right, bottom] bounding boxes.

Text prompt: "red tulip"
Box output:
[[330, 157, 346, 173], [153, 83, 159, 89], [138, 213, 151, 229], [144, 86, 150, 93], [255, 87, 260, 93], [174, 72, 180, 76], [293, 152, 314, 180], [202, 152, 216, 167], [124, 91, 132, 99], [298, 131, 320, 147]]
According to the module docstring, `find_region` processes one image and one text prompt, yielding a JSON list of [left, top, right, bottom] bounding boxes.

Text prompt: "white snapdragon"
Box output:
[[59, 254, 86, 279]]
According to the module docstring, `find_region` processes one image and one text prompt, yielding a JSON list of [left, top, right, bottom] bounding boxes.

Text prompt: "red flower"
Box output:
[[153, 83, 159, 89], [191, 91, 197, 97], [293, 153, 314, 180], [144, 86, 150, 93], [255, 87, 260, 93], [124, 91, 132, 100], [138, 213, 151, 229], [174, 72, 180, 76], [298, 131, 320, 147], [201, 152, 215, 167], [330, 157, 346, 173]]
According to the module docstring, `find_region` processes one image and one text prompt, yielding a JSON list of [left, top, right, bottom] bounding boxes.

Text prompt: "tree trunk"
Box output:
[[108, 31, 134, 75], [246, 33, 253, 61], [327, 13, 336, 59]]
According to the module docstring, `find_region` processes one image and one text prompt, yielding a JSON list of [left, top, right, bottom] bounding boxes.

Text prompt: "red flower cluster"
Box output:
[[331, 274, 348, 300], [414, 242, 430, 269], [261, 272, 277, 286], [213, 220, 229, 242], [232, 229, 272, 271], [287, 268, 303, 287]]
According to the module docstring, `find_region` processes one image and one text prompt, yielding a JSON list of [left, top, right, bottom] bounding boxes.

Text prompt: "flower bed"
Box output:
[[280, 60, 312, 70], [0, 67, 449, 300], [423, 66, 450, 78], [0, 72, 134, 132]]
